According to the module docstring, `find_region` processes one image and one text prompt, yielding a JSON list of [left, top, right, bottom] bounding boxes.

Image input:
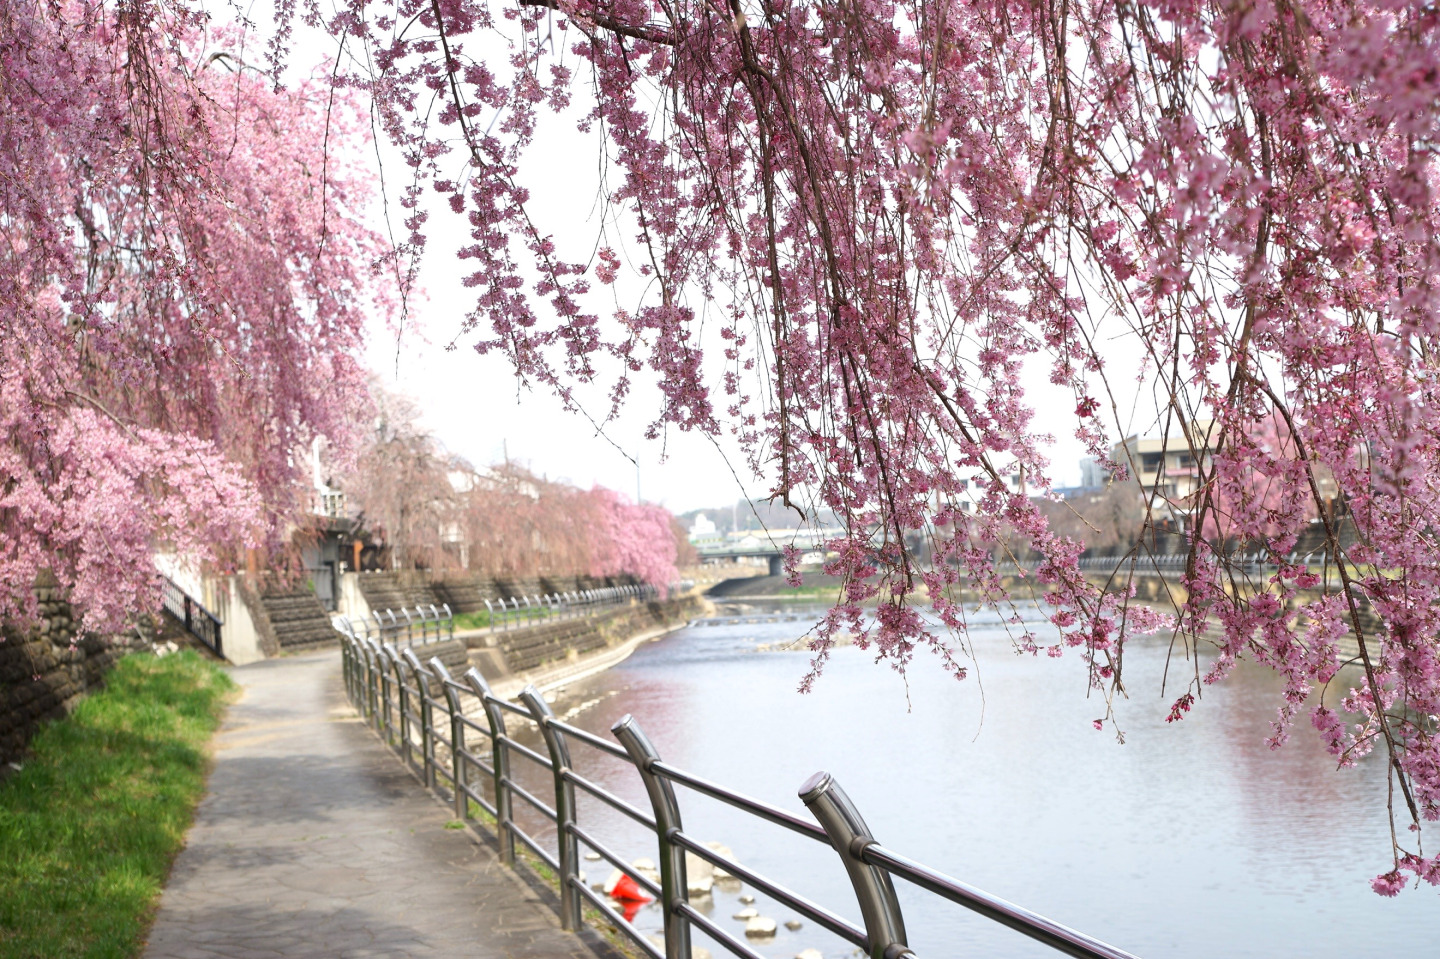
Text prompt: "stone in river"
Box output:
[[796, 950, 823, 959], [684, 850, 715, 895], [784, 920, 803, 931], [631, 857, 661, 885], [744, 916, 778, 938], [732, 907, 758, 919], [584, 851, 602, 861], [739, 894, 755, 904], [704, 840, 737, 880]]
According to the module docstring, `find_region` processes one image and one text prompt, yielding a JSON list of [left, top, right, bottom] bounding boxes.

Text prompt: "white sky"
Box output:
[[275, 16, 1135, 515]]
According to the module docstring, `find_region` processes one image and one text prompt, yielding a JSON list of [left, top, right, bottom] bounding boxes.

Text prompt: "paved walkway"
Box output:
[[144, 650, 601, 959]]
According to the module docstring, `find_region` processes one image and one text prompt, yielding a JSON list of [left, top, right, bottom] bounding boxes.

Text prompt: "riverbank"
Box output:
[[705, 572, 842, 601], [462, 593, 711, 699], [0, 650, 233, 957]]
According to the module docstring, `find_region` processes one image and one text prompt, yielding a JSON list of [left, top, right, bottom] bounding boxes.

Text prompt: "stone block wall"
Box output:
[[477, 594, 704, 677], [0, 582, 136, 767], [358, 570, 643, 617]]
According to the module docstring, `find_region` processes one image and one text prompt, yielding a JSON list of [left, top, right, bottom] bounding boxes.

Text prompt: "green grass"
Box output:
[[452, 607, 557, 632], [451, 610, 494, 631], [0, 650, 234, 958]]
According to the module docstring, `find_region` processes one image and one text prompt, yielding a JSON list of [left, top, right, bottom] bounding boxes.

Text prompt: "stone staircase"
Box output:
[[260, 589, 341, 651], [356, 573, 440, 615]]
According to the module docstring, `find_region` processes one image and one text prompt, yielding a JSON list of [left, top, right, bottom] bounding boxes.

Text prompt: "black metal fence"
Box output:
[[337, 626, 1142, 959], [160, 576, 223, 658]]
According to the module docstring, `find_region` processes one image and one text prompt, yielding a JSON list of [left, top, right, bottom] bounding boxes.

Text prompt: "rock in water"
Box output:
[[630, 857, 661, 885], [684, 850, 715, 895], [739, 894, 755, 904], [703, 840, 737, 880], [732, 907, 758, 920], [744, 916, 778, 938], [796, 950, 823, 959], [784, 919, 804, 931]]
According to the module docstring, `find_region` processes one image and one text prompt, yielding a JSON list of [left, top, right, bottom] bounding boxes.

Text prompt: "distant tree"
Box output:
[[1033, 479, 1148, 558], [345, 384, 460, 570], [586, 488, 680, 591], [0, 3, 381, 632], [460, 464, 600, 577]]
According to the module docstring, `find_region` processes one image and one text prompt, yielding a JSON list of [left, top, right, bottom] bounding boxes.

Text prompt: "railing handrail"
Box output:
[[335, 622, 1143, 959], [159, 575, 224, 659]]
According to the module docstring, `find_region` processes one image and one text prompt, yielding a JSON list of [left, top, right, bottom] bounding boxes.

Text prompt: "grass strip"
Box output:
[[0, 650, 234, 958]]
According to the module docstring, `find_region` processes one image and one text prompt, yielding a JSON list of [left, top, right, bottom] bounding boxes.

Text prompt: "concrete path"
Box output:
[[144, 649, 601, 959]]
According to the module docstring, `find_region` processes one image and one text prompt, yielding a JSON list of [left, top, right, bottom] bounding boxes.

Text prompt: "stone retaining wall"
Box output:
[[472, 594, 704, 681], [358, 570, 644, 616], [0, 578, 138, 767]]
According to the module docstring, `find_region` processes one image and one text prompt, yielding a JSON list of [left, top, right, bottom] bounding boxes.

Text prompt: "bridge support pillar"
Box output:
[[767, 553, 783, 577]]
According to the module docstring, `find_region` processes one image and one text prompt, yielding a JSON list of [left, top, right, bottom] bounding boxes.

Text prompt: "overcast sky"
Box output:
[[272, 18, 1135, 515]]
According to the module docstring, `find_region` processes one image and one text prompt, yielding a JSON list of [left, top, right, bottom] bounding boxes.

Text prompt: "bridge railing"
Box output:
[[480, 584, 657, 632], [159, 576, 223, 659], [337, 624, 1142, 959]]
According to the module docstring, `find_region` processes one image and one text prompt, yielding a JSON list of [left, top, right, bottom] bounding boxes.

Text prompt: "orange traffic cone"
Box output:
[[604, 869, 652, 903]]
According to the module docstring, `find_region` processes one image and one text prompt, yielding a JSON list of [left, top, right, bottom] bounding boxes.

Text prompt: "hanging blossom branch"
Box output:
[[311, 0, 1440, 891], [1, 2, 385, 633]]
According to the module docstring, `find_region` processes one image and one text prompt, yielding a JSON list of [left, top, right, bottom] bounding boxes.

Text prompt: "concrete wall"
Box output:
[[203, 576, 269, 666], [336, 572, 372, 626]]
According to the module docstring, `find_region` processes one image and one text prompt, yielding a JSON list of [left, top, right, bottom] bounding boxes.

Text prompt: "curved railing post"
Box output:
[[520, 685, 582, 932], [613, 715, 691, 959], [363, 639, 384, 731], [338, 626, 353, 699], [386, 643, 412, 764], [339, 629, 354, 703], [402, 648, 436, 788], [429, 657, 467, 819], [464, 667, 515, 865], [800, 771, 911, 959], [372, 643, 394, 740]]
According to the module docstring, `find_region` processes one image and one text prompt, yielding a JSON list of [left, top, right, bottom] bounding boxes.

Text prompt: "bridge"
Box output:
[[693, 527, 843, 575]]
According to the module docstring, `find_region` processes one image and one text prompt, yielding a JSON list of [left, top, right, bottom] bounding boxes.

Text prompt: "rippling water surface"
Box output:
[[505, 599, 1435, 958]]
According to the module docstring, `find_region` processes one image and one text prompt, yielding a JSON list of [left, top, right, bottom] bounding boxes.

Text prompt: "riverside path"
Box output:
[[143, 649, 603, 959]]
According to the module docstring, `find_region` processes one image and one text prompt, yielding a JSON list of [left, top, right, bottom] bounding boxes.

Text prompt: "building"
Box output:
[[1111, 421, 1216, 502], [688, 513, 724, 549]]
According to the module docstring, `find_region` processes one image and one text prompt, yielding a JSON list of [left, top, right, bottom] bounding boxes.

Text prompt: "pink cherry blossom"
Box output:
[[1, 2, 382, 633]]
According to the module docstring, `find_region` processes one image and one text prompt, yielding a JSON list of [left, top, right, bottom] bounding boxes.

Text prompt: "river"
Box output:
[[504, 598, 1435, 958]]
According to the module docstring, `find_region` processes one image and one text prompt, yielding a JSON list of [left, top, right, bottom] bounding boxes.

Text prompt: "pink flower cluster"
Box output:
[[316, 0, 1440, 889], [1, 3, 381, 633]]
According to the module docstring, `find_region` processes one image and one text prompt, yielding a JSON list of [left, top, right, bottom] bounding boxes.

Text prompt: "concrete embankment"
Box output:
[[453, 594, 708, 698]]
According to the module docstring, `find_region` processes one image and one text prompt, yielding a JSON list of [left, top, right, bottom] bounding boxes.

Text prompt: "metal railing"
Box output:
[[337, 624, 1142, 959], [482, 584, 657, 631], [160, 576, 223, 658], [342, 604, 455, 646]]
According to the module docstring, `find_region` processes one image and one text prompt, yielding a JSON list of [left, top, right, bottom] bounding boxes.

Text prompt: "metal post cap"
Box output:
[[799, 770, 834, 803]]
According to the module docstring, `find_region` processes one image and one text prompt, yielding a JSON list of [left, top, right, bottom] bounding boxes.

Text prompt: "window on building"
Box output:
[[1141, 452, 1164, 473]]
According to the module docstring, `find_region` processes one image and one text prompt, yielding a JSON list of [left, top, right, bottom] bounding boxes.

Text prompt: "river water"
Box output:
[[506, 598, 1436, 958]]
